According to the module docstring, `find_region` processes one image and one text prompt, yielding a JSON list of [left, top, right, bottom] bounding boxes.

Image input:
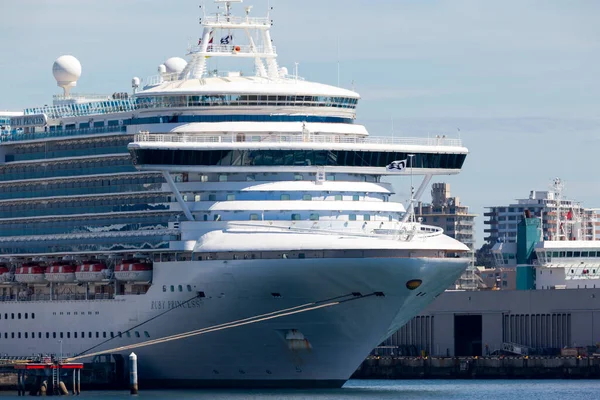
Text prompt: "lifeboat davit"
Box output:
[[15, 263, 46, 284], [114, 260, 153, 282], [45, 263, 76, 283], [75, 261, 109, 282], [0, 264, 12, 283]]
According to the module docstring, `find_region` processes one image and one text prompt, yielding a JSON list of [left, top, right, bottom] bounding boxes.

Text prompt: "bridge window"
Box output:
[[349, 214, 357, 221], [353, 195, 360, 201], [280, 194, 290, 201], [302, 194, 312, 201], [249, 214, 259, 220], [226, 194, 235, 201], [218, 175, 228, 182], [364, 214, 371, 221], [291, 214, 301, 221], [309, 214, 319, 221], [334, 195, 342, 201], [208, 194, 216, 201], [294, 174, 303, 181]]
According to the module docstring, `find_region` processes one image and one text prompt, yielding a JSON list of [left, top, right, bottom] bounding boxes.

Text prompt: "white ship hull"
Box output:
[[0, 255, 467, 387]]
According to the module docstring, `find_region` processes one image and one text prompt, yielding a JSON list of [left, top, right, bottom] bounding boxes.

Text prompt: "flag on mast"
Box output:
[[386, 159, 408, 172]]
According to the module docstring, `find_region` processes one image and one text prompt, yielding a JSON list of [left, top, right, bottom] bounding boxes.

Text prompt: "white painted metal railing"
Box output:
[[134, 132, 463, 147], [203, 15, 271, 26]]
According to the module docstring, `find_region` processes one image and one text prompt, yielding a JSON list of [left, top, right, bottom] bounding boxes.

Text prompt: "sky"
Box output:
[[1, 0, 599, 246]]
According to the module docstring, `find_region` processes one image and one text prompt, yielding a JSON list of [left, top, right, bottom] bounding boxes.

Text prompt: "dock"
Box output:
[[14, 361, 83, 396], [353, 355, 600, 379]]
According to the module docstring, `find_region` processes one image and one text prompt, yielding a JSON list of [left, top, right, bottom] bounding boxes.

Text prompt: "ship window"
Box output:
[[24, 332, 28, 339], [118, 332, 122, 338], [17, 333, 21, 339], [226, 194, 236, 201], [74, 332, 78, 338], [60, 332, 63, 339], [96, 332, 99, 338], [25, 313, 28, 319], [170, 285, 174, 292], [103, 332, 107, 338], [246, 175, 255, 181], [18, 313, 21, 319], [53, 332, 56, 339], [11, 313, 14, 319], [187, 285, 192, 292], [219, 175, 228, 182], [353, 195, 360, 201], [126, 332, 131, 338], [110, 332, 114, 338], [46, 333, 49, 339], [309, 213, 319, 221], [349, 214, 357, 221], [326, 175, 336, 181], [11, 333, 14, 339], [294, 174, 303, 181], [291, 214, 301, 221], [67, 332, 70, 339], [82, 331, 85, 337], [209, 194, 216, 201], [135, 331, 140, 338], [194, 195, 201, 202], [144, 331, 150, 338], [214, 214, 221, 221], [249, 213, 259, 220], [178, 285, 183, 292], [280, 194, 290, 201], [38, 333, 41, 339], [364, 214, 371, 221], [303, 194, 312, 201]]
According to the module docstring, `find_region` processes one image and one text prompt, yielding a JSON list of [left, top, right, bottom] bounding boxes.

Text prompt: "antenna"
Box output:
[[408, 154, 415, 222], [337, 36, 340, 87]]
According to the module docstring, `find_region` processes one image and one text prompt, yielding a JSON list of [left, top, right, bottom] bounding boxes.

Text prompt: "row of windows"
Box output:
[[197, 212, 398, 222], [132, 149, 466, 170], [162, 284, 194, 292], [181, 192, 372, 202], [0, 330, 150, 340], [0, 239, 171, 256], [7, 136, 132, 162], [0, 157, 134, 181], [1, 312, 35, 319], [0, 217, 170, 238], [540, 251, 600, 258], [135, 94, 358, 110], [0, 196, 169, 219], [0, 175, 163, 201]]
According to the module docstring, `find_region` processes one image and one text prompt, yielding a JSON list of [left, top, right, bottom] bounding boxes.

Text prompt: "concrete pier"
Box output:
[[353, 355, 600, 379]]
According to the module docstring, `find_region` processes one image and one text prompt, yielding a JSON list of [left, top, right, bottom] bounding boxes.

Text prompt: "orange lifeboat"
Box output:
[[45, 262, 76, 283], [114, 260, 153, 282], [15, 263, 46, 284], [75, 261, 109, 282]]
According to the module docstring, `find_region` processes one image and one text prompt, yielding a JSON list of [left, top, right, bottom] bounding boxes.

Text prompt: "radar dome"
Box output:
[[52, 55, 82, 96], [163, 57, 187, 74]]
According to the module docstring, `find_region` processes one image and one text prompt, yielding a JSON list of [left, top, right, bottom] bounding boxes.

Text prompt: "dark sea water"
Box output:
[[2, 379, 600, 399]]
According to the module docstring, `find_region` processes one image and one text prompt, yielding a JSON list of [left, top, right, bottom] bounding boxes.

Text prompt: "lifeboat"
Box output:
[[45, 263, 76, 283], [114, 260, 153, 282], [75, 261, 110, 282], [15, 263, 46, 284], [0, 264, 12, 283]]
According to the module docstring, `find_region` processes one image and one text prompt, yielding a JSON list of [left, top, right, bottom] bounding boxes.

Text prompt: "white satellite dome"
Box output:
[[52, 55, 82, 96], [163, 57, 187, 74]]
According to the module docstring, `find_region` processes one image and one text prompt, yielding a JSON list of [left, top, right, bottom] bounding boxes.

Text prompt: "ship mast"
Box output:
[[180, 0, 279, 81]]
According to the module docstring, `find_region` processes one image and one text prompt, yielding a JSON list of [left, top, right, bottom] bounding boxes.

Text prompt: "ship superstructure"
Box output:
[[0, 0, 470, 388]]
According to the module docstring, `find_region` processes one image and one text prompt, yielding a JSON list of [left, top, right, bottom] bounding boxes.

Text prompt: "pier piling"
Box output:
[[129, 352, 138, 395]]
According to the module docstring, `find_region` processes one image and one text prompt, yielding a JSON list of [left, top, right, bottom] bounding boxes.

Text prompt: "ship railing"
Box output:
[[226, 221, 444, 241], [134, 132, 463, 147], [187, 44, 276, 56], [23, 98, 136, 119], [0, 125, 127, 143], [0, 293, 116, 302], [202, 15, 271, 26]]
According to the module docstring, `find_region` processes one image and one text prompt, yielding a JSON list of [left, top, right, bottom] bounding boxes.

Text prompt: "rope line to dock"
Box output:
[[73, 292, 205, 359], [65, 292, 376, 362]]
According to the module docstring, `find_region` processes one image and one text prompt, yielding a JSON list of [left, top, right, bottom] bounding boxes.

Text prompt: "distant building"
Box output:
[[484, 179, 596, 245], [476, 267, 517, 290], [416, 183, 476, 253], [416, 183, 477, 290]]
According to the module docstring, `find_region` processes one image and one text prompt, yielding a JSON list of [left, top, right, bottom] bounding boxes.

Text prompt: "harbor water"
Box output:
[[1, 379, 598, 399]]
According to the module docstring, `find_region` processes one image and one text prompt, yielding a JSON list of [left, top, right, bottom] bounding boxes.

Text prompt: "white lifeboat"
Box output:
[[45, 263, 76, 283], [114, 260, 153, 282], [15, 263, 47, 284], [0, 264, 13, 283], [75, 261, 109, 282]]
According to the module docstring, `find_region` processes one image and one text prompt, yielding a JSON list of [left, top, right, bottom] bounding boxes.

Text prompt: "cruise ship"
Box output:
[[0, 0, 470, 388]]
